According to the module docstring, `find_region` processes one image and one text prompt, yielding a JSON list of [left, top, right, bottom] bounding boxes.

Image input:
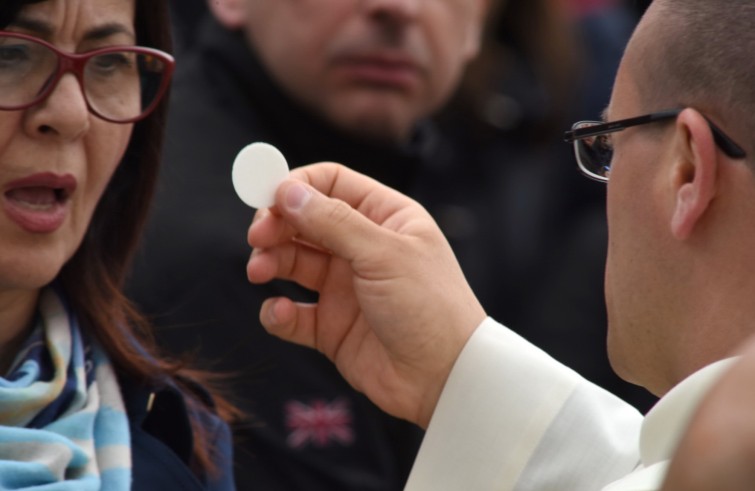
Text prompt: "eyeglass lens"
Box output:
[[0, 35, 168, 122], [573, 122, 613, 181]]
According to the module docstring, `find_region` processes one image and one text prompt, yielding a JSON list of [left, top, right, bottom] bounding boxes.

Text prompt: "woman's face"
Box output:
[[0, 0, 135, 295]]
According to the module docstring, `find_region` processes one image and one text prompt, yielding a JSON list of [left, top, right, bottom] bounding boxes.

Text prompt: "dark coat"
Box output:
[[124, 376, 235, 490]]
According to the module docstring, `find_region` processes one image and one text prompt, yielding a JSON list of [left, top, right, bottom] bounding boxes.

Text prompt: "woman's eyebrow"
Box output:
[[84, 23, 136, 43], [7, 16, 53, 36], [8, 16, 135, 43]]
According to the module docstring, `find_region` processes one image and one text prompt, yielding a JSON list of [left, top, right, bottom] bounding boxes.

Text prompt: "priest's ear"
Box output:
[[207, 0, 246, 30], [669, 108, 719, 240]]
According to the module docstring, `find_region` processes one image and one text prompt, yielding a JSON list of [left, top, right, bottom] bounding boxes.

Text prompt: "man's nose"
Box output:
[[363, 0, 421, 24]]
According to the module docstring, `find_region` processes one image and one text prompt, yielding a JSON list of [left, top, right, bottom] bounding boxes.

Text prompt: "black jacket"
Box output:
[[124, 376, 234, 490]]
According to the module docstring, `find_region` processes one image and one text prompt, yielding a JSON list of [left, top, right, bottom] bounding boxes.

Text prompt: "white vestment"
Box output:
[[405, 318, 735, 491]]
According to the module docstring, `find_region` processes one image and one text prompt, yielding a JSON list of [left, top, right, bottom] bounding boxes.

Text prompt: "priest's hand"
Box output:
[[246, 163, 486, 428]]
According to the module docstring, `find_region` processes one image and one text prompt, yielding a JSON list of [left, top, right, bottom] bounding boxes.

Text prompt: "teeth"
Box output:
[[5, 187, 61, 208], [13, 200, 57, 211]]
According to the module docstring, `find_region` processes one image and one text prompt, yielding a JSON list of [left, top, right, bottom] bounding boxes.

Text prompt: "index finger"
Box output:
[[287, 162, 421, 227]]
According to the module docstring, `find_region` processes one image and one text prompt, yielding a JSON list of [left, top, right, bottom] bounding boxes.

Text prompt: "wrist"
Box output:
[[415, 311, 487, 428]]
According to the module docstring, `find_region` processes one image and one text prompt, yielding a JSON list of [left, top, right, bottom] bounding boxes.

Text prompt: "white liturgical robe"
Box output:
[[405, 317, 735, 491]]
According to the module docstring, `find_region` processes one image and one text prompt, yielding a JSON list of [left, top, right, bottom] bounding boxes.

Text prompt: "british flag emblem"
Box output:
[[285, 398, 355, 449]]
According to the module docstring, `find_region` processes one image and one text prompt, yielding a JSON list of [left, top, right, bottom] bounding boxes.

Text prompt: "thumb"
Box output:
[[275, 179, 387, 262]]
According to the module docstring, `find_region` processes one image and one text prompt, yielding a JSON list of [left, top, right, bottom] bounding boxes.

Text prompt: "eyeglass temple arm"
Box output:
[[563, 110, 681, 143], [563, 111, 747, 159], [707, 121, 747, 159]]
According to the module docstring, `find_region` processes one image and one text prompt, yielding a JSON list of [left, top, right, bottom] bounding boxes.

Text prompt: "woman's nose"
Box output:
[[24, 72, 91, 140]]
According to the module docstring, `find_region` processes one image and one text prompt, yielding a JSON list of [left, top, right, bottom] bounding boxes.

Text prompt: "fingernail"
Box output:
[[264, 298, 279, 325], [285, 183, 311, 211], [252, 208, 269, 225]]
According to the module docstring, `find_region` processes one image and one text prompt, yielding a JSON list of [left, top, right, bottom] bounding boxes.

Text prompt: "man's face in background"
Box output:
[[239, 0, 487, 144]]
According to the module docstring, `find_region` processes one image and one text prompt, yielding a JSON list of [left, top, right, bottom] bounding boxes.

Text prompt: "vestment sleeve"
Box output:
[[405, 317, 642, 491]]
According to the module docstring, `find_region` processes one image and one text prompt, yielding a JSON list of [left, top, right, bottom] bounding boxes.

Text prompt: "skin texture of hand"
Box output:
[[246, 163, 487, 428], [661, 337, 755, 491]]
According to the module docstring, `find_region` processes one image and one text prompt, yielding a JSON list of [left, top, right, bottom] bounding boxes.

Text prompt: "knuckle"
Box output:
[[326, 199, 353, 227]]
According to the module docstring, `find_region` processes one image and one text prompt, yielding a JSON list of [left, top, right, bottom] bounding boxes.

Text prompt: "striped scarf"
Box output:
[[0, 288, 131, 490]]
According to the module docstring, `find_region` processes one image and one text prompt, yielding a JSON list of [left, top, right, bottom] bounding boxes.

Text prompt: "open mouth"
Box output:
[[6, 186, 72, 209], [2, 173, 77, 233]]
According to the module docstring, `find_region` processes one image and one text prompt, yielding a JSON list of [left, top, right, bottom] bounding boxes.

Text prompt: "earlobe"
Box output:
[[669, 109, 718, 240], [207, 0, 246, 30]]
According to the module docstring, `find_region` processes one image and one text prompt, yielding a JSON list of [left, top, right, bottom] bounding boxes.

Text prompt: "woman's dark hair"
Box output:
[[0, 0, 37, 28], [2, 0, 236, 476]]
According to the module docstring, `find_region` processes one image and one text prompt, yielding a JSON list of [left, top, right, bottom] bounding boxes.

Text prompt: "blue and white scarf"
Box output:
[[0, 288, 131, 490]]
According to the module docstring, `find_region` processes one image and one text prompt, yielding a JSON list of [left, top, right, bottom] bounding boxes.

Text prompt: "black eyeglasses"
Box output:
[[563, 109, 747, 182], [0, 31, 175, 123]]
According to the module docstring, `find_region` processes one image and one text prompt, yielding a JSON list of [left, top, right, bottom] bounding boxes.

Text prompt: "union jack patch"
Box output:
[[285, 398, 355, 449]]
